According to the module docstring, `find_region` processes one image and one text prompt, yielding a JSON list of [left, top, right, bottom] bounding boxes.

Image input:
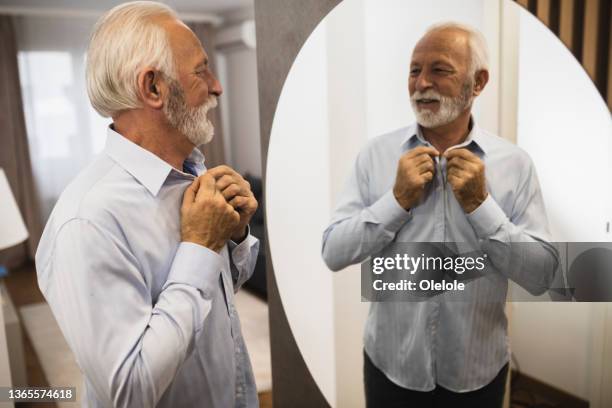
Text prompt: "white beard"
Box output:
[[164, 80, 217, 146], [410, 81, 473, 128]]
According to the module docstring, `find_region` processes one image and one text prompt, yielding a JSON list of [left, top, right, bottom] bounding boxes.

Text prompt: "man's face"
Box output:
[[162, 19, 223, 146], [408, 29, 474, 128]]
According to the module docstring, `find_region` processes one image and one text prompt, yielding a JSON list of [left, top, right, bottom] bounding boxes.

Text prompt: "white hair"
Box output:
[[86, 1, 178, 118], [423, 22, 489, 75]]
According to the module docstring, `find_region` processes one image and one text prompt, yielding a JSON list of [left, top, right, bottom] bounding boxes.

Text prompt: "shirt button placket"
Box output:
[[434, 156, 445, 241], [429, 301, 440, 383]]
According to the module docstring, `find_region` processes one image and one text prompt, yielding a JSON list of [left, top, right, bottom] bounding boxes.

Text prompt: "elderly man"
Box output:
[[36, 2, 259, 407], [322, 23, 558, 407]]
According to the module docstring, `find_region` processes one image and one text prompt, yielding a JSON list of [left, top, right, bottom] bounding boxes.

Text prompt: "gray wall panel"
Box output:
[[254, 1, 341, 406]]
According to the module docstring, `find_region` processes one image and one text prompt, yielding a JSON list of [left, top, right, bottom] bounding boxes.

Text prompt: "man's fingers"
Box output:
[[447, 173, 459, 186], [421, 170, 434, 183], [215, 174, 237, 191], [229, 195, 248, 209], [447, 165, 463, 177], [412, 153, 435, 167], [416, 160, 435, 174], [447, 156, 472, 170], [224, 202, 241, 224], [208, 166, 254, 203], [230, 196, 258, 215], [182, 177, 200, 210], [407, 146, 440, 158], [207, 165, 239, 180], [221, 184, 243, 201], [195, 174, 217, 200], [444, 148, 479, 163], [447, 167, 470, 182]]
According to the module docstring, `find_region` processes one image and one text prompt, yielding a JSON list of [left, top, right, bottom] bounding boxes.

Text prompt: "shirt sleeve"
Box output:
[[37, 218, 222, 407], [465, 155, 560, 295], [322, 150, 413, 271], [228, 226, 260, 292]]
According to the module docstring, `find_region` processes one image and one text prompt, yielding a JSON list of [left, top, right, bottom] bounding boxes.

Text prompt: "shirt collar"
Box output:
[[104, 126, 205, 196], [401, 117, 489, 155]]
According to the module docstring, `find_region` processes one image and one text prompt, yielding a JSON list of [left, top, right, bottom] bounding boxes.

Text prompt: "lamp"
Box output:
[[0, 168, 28, 272], [0, 168, 29, 388]]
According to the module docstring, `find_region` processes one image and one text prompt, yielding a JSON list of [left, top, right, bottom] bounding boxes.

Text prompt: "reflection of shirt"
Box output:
[[36, 127, 259, 407], [322, 121, 558, 392]]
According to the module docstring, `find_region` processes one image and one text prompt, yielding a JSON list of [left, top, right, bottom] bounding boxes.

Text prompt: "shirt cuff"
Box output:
[[365, 190, 413, 233], [229, 229, 258, 262], [466, 195, 508, 238], [166, 242, 224, 299], [229, 225, 250, 248]]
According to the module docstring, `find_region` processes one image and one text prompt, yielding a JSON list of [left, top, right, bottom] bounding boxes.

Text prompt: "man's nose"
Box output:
[[415, 71, 433, 92], [209, 73, 223, 97]]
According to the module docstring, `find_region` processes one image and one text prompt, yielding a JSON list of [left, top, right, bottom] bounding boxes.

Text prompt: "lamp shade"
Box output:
[[0, 168, 28, 251]]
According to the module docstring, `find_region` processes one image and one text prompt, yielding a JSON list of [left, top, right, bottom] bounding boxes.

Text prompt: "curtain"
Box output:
[[188, 22, 226, 167], [16, 15, 110, 225], [0, 15, 43, 267]]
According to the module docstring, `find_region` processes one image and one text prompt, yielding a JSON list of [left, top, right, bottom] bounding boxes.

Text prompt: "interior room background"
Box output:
[[0, 0, 266, 292], [0, 0, 271, 406], [0, 0, 610, 407]]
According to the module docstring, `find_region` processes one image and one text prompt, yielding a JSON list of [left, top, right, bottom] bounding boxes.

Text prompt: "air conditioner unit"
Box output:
[[216, 20, 256, 51]]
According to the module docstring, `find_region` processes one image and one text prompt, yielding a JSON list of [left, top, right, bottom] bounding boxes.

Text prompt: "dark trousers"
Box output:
[[364, 351, 508, 408]]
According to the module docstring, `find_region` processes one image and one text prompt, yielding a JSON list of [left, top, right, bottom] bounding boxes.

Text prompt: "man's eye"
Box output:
[[410, 69, 420, 76]]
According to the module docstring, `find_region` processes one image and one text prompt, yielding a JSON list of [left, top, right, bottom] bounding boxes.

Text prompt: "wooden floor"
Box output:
[[4, 261, 273, 408], [4, 262, 56, 408]]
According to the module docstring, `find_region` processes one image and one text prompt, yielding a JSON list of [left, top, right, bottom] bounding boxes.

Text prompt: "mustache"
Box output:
[[202, 95, 218, 111], [411, 90, 442, 102]]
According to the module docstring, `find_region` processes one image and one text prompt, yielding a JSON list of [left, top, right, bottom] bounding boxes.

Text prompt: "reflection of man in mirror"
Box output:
[[35, 2, 259, 407], [322, 22, 558, 407]]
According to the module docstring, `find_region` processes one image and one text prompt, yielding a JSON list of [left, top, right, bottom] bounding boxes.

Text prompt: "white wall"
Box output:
[[215, 5, 261, 177], [325, 2, 369, 406], [510, 3, 612, 402], [217, 45, 262, 177], [516, 10, 611, 243]]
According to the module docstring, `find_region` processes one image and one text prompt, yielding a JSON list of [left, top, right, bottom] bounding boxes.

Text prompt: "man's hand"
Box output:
[[207, 165, 258, 242], [393, 146, 439, 210], [181, 174, 241, 252], [445, 148, 488, 213]]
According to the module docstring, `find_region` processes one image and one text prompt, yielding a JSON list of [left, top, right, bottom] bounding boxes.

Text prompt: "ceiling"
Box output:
[[0, 0, 253, 15]]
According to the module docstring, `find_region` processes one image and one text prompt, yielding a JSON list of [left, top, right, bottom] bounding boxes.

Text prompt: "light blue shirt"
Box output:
[[36, 127, 260, 407], [322, 121, 558, 392]]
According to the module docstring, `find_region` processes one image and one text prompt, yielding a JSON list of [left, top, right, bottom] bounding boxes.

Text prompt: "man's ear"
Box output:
[[137, 68, 164, 110], [472, 69, 489, 96]]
